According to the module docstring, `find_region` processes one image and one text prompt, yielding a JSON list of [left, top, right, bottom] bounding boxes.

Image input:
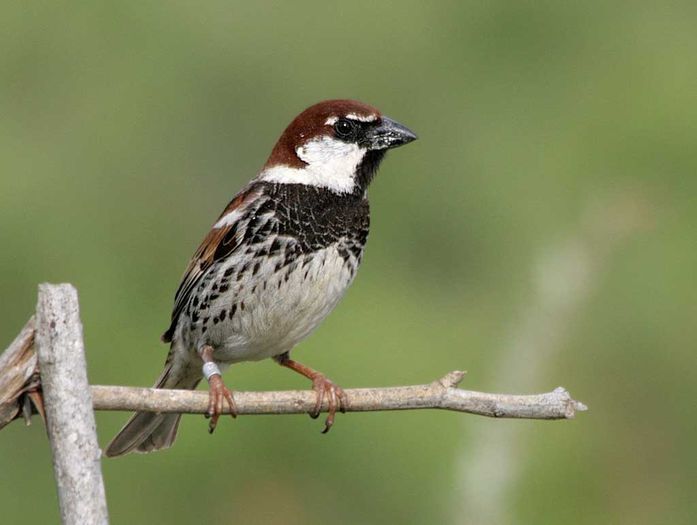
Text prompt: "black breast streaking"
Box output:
[[255, 182, 370, 259]]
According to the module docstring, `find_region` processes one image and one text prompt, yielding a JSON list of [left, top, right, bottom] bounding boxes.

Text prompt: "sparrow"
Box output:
[[105, 99, 417, 457]]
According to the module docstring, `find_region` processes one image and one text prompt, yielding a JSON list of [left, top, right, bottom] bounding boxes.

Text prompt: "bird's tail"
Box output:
[[104, 363, 201, 458]]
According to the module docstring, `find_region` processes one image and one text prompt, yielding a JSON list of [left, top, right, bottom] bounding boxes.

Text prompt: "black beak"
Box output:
[[365, 116, 418, 150]]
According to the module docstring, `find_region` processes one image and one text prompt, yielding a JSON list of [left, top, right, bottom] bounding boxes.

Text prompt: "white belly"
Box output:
[[205, 245, 356, 363]]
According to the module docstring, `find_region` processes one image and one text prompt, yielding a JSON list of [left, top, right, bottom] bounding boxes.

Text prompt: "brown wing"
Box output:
[[161, 183, 264, 343]]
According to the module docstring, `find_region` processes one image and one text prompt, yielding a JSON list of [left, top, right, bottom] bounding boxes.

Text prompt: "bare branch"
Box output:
[[2, 316, 587, 426], [36, 284, 109, 525], [0, 316, 38, 429], [91, 371, 586, 420]]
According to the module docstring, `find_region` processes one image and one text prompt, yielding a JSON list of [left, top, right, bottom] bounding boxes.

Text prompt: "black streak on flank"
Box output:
[[269, 238, 282, 256]]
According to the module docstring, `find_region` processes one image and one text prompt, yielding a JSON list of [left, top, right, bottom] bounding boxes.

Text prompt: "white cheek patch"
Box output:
[[296, 136, 364, 168], [259, 136, 365, 194]]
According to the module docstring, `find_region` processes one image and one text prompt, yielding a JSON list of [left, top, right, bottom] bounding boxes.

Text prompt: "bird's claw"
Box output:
[[309, 375, 347, 433], [206, 374, 237, 434]]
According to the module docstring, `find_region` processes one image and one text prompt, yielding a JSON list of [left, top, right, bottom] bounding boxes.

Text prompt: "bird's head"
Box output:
[[259, 99, 417, 194]]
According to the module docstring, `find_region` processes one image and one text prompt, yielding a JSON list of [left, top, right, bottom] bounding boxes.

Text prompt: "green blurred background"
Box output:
[[2, 2, 696, 524]]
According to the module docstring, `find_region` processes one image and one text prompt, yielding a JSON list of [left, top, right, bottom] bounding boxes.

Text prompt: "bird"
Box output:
[[105, 99, 417, 457]]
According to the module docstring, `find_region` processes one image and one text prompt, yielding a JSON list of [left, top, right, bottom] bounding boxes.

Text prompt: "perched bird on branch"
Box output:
[[105, 99, 417, 456]]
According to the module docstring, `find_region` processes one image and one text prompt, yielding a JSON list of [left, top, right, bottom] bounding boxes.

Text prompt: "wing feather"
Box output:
[[161, 183, 264, 343]]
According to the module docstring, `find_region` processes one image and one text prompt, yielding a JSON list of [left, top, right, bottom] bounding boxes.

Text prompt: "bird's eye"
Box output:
[[333, 118, 356, 139]]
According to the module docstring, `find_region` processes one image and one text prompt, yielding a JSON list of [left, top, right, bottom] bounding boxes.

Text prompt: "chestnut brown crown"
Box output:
[[263, 99, 415, 170]]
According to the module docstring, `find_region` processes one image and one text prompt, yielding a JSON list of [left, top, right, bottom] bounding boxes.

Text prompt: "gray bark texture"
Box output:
[[91, 371, 586, 419], [36, 284, 109, 525]]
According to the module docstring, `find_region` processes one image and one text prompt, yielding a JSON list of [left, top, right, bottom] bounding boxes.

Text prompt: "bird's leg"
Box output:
[[199, 344, 236, 434], [273, 352, 347, 433]]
